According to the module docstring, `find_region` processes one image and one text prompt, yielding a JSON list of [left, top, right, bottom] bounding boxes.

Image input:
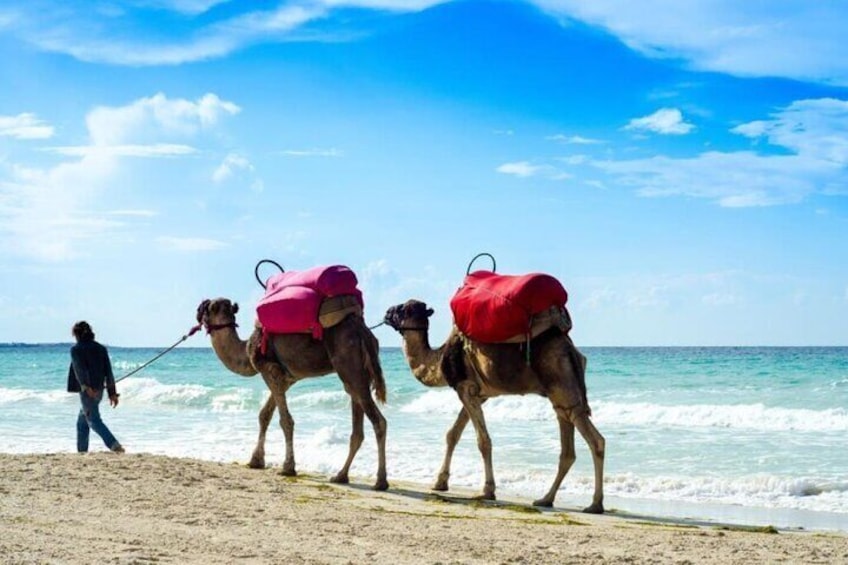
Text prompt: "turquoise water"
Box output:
[[2, 344, 847, 531]]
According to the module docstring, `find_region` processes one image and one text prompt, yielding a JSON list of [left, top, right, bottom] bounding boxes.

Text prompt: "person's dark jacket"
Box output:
[[67, 338, 117, 396]]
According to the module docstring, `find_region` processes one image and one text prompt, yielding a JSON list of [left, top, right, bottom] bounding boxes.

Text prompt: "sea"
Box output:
[[2, 343, 847, 532]]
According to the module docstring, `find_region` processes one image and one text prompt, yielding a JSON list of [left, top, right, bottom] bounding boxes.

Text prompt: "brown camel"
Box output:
[[197, 298, 389, 490], [384, 299, 604, 512]]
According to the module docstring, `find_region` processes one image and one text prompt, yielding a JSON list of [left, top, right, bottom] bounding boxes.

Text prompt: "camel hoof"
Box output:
[[432, 480, 449, 492], [373, 479, 389, 491], [473, 492, 496, 501], [532, 498, 554, 508], [582, 502, 604, 514], [247, 458, 266, 469], [330, 473, 349, 485], [279, 467, 297, 477]]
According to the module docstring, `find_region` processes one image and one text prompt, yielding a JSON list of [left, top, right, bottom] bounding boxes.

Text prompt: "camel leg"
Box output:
[[331, 389, 388, 491], [274, 389, 297, 476], [325, 327, 389, 492], [360, 393, 389, 491], [572, 412, 605, 514], [258, 364, 297, 476], [533, 412, 575, 507], [433, 408, 470, 492], [456, 384, 495, 500], [331, 400, 364, 485], [248, 394, 276, 469]]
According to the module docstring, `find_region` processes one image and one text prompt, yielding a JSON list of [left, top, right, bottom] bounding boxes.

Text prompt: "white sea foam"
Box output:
[[0, 387, 71, 404], [592, 400, 848, 432], [289, 390, 350, 410], [402, 393, 848, 432]]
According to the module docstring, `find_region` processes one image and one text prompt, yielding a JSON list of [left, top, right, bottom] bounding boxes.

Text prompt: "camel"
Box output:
[[197, 297, 388, 491], [384, 299, 604, 512]]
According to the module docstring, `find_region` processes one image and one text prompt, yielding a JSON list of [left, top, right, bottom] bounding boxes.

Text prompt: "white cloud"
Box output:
[[530, 0, 848, 85], [212, 153, 254, 183], [496, 161, 541, 178], [157, 236, 228, 251], [557, 155, 589, 165], [280, 148, 343, 158], [0, 92, 239, 261], [48, 144, 197, 157], [546, 134, 603, 144], [595, 97, 848, 207], [625, 108, 694, 135], [731, 98, 848, 165], [7, 1, 848, 84], [0, 113, 54, 139], [702, 292, 740, 306], [146, 1, 233, 15], [594, 151, 831, 207], [85, 93, 239, 146], [108, 209, 157, 217], [10, 1, 444, 66]]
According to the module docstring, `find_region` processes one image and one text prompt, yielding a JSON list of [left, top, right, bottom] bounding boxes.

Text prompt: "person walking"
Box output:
[[67, 321, 124, 453]]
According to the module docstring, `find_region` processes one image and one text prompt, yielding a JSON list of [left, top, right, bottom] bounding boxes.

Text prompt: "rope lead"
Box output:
[[114, 323, 202, 384]]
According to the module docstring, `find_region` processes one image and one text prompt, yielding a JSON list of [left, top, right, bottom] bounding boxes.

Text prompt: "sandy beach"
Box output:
[[1, 453, 845, 564]]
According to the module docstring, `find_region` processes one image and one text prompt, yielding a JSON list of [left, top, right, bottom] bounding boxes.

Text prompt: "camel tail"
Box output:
[[358, 317, 386, 404], [565, 336, 591, 416]]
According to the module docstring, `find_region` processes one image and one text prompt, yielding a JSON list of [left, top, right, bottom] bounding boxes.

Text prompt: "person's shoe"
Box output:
[[111, 443, 125, 454]]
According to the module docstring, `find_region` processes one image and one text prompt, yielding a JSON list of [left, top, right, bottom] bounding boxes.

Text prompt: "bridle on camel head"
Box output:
[[384, 304, 430, 333], [196, 298, 239, 334]]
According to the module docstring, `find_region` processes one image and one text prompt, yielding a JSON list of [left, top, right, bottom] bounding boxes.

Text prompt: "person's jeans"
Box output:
[[77, 390, 119, 452]]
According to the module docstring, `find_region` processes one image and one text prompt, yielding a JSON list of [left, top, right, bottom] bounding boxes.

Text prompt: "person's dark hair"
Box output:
[[72, 321, 95, 341]]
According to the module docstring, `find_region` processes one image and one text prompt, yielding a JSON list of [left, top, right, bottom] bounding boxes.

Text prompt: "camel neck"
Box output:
[[209, 326, 258, 377], [401, 329, 449, 388]]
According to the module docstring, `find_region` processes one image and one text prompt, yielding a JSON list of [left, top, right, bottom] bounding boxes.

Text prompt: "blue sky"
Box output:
[[1, 0, 846, 347]]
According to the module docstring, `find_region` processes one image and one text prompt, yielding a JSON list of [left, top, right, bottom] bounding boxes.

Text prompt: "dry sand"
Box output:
[[1, 453, 846, 564]]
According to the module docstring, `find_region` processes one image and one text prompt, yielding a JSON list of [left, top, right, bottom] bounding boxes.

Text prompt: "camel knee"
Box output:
[[364, 406, 387, 439], [476, 434, 492, 456], [445, 427, 463, 446]]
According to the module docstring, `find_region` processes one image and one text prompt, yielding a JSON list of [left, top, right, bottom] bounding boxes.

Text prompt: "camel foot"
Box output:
[[582, 501, 604, 514], [472, 492, 496, 501], [431, 481, 449, 492], [279, 467, 297, 477], [330, 473, 350, 485], [532, 498, 554, 508], [247, 457, 266, 469], [372, 479, 389, 491]]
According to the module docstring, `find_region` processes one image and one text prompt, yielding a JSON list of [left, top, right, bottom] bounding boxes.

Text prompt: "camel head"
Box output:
[[384, 300, 434, 333], [196, 297, 240, 333]]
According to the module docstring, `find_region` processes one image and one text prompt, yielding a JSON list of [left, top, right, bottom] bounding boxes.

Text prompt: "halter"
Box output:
[[204, 320, 239, 334], [397, 325, 428, 333]]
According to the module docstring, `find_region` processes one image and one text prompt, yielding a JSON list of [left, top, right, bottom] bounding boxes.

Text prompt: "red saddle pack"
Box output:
[[256, 265, 363, 340], [450, 270, 569, 343]]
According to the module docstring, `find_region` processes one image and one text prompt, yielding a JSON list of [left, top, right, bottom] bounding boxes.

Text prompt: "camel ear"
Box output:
[[233, 302, 239, 314], [196, 299, 211, 323], [426, 308, 434, 317]]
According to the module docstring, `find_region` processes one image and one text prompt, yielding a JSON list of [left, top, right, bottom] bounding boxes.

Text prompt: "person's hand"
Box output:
[[86, 387, 99, 399], [109, 394, 120, 408]]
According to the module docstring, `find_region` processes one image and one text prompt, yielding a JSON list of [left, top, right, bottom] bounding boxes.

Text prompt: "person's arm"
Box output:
[[70, 347, 92, 394], [104, 348, 119, 407]]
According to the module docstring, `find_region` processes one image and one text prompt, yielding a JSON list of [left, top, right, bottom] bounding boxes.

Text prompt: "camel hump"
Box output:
[[439, 333, 468, 389]]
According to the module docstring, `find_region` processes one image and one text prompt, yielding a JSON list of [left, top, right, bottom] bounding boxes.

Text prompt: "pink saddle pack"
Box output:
[[450, 270, 568, 343], [256, 265, 363, 339]]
